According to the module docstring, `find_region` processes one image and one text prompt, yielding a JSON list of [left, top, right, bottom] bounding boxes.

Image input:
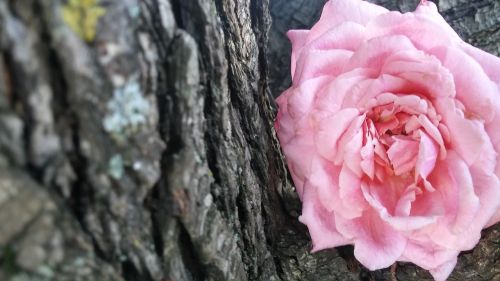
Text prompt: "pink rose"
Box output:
[[275, 0, 500, 280]]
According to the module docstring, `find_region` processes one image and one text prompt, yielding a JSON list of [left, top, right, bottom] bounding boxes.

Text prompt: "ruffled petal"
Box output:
[[307, 21, 367, 52], [429, 258, 457, 281], [401, 238, 459, 274], [336, 210, 407, 270], [316, 68, 375, 112], [293, 49, 353, 84], [414, 1, 460, 41], [276, 76, 332, 145], [314, 108, 360, 161], [287, 30, 309, 78], [341, 74, 407, 108], [381, 49, 456, 99], [308, 156, 364, 219], [344, 35, 416, 72], [487, 208, 500, 227], [366, 4, 459, 51], [362, 182, 437, 231], [299, 183, 351, 251], [415, 130, 439, 181], [286, 76, 331, 122], [424, 152, 489, 250], [460, 42, 500, 86], [435, 98, 488, 166], [417, 115, 446, 160], [445, 152, 480, 233], [429, 46, 497, 123], [387, 136, 419, 176], [339, 165, 367, 212], [307, 0, 388, 44], [456, 44, 500, 178], [281, 133, 315, 198]]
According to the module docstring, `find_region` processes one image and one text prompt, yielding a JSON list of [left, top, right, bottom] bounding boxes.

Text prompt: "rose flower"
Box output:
[[274, 0, 500, 280]]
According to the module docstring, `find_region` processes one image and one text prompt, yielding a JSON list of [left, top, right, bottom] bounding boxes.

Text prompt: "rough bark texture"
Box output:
[[0, 0, 498, 281]]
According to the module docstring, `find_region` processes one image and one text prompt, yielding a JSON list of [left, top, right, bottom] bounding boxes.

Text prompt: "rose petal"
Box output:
[[281, 134, 316, 198], [276, 76, 334, 146], [307, 21, 367, 52], [401, 239, 459, 275], [308, 156, 364, 219], [362, 183, 437, 231], [460, 42, 500, 85], [451, 43, 500, 178], [341, 74, 408, 108], [286, 76, 331, 122], [430, 46, 497, 122], [299, 183, 351, 251], [339, 165, 367, 212], [335, 210, 407, 270], [344, 35, 416, 72], [414, 1, 461, 41], [415, 130, 439, 181], [293, 49, 353, 84], [418, 114, 446, 159], [424, 152, 488, 250], [314, 108, 360, 161], [366, 5, 458, 51], [445, 152, 481, 233], [287, 30, 309, 78], [340, 127, 364, 176], [429, 258, 457, 281], [307, 0, 388, 44], [410, 183, 445, 217], [382, 49, 456, 99], [395, 185, 417, 216], [487, 208, 500, 227], [387, 136, 419, 176], [360, 137, 375, 179], [316, 68, 374, 113], [435, 98, 487, 166]]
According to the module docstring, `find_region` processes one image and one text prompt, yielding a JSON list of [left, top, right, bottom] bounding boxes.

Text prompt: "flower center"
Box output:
[[359, 94, 446, 188]]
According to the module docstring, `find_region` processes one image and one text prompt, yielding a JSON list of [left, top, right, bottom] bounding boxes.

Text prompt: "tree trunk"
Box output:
[[0, 0, 498, 280]]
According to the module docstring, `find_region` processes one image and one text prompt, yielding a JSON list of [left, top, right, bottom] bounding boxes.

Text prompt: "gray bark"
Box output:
[[0, 0, 498, 281]]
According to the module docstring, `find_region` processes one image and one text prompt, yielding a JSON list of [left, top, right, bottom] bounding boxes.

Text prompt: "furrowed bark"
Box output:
[[0, 0, 498, 281]]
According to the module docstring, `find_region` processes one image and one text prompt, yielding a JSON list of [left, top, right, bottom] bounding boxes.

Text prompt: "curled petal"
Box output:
[[415, 130, 439, 181], [366, 4, 458, 50], [339, 165, 367, 211], [362, 183, 437, 231], [487, 208, 500, 227], [460, 42, 500, 86], [435, 98, 488, 166], [401, 238, 459, 275], [287, 30, 309, 78], [308, 0, 388, 43], [314, 108, 360, 161], [414, 1, 460, 41], [344, 35, 416, 72], [293, 49, 353, 84], [429, 258, 457, 281], [425, 152, 488, 250], [336, 210, 407, 270], [307, 21, 367, 52], [381, 49, 456, 99], [299, 184, 351, 251], [281, 134, 315, 198], [418, 114, 446, 160], [309, 156, 364, 219], [430, 46, 497, 122]]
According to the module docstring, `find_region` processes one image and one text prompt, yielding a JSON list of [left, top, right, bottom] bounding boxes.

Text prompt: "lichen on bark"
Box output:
[[0, 0, 499, 280]]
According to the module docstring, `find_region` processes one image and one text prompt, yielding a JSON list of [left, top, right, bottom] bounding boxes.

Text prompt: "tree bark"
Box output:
[[0, 0, 498, 281]]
